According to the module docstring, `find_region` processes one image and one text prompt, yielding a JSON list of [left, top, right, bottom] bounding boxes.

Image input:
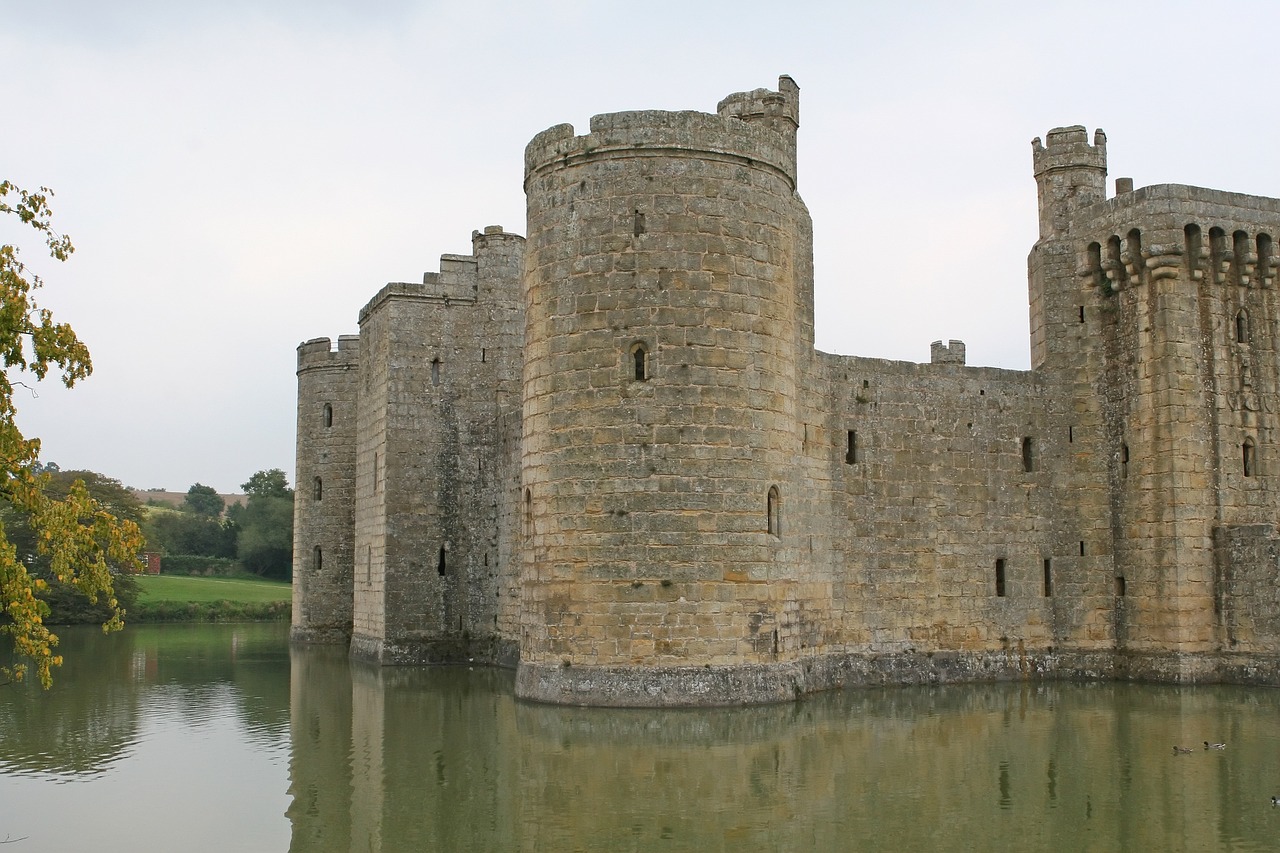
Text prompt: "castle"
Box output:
[[292, 76, 1280, 706]]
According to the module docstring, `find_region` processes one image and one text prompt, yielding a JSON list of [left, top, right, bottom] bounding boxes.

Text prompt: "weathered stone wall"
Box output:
[[349, 228, 524, 665], [294, 78, 1280, 706], [517, 78, 821, 704], [292, 334, 359, 643]]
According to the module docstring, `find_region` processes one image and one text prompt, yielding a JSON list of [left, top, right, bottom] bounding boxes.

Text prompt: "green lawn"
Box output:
[[135, 574, 292, 605]]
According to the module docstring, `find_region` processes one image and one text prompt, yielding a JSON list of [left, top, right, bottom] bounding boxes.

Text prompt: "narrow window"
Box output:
[[323, 403, 333, 428], [524, 488, 532, 537], [1121, 444, 1129, 479], [767, 486, 781, 537], [632, 344, 648, 381], [1185, 224, 1203, 277], [481, 348, 486, 363], [1068, 426, 1074, 444], [1236, 309, 1249, 344], [431, 357, 441, 386], [845, 430, 857, 464], [365, 545, 372, 583], [1021, 437, 1034, 473], [1043, 558, 1052, 597], [437, 546, 447, 577], [633, 209, 646, 237], [1078, 306, 1085, 323], [995, 559, 1006, 597], [1115, 576, 1126, 597], [373, 452, 380, 492], [313, 476, 323, 501], [1079, 540, 1085, 557], [1244, 437, 1256, 477], [313, 546, 322, 572]]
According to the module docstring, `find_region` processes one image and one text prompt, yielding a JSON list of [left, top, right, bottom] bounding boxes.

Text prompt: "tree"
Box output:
[[228, 469, 293, 579], [183, 483, 225, 517], [0, 181, 144, 687], [0, 470, 144, 624]]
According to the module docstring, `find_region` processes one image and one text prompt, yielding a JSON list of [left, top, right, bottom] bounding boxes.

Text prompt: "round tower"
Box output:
[[517, 77, 814, 706], [293, 334, 359, 644]]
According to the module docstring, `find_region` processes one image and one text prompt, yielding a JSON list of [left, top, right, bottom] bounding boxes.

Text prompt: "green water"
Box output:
[[3, 624, 1280, 851]]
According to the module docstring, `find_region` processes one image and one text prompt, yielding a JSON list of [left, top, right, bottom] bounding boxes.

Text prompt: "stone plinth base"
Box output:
[[289, 625, 352, 646], [348, 633, 519, 668], [515, 649, 1280, 707]]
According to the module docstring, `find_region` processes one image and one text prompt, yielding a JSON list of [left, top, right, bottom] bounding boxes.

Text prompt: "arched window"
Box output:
[[431, 357, 441, 387], [629, 343, 649, 381], [1244, 437, 1257, 478], [322, 403, 333, 428], [767, 486, 781, 538], [313, 476, 323, 501], [1236, 309, 1249, 344], [313, 546, 322, 572]]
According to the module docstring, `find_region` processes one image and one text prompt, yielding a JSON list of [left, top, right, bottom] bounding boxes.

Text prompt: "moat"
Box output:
[[4, 623, 1280, 851]]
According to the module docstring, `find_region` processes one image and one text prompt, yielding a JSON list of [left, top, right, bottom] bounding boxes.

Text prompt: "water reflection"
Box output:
[[7, 630, 1280, 851], [286, 651, 1280, 853]]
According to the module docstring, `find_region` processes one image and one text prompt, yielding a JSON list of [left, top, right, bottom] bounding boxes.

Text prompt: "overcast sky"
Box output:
[[4, 0, 1278, 493]]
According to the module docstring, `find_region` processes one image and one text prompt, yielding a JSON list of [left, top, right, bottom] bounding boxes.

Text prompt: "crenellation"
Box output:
[[294, 77, 1280, 706]]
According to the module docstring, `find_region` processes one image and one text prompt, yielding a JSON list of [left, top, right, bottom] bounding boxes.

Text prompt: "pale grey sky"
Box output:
[[4, 0, 1277, 492]]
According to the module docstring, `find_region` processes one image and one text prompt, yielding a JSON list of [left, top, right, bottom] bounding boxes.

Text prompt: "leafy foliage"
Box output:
[[227, 469, 293, 580], [0, 181, 145, 687], [183, 483, 225, 517]]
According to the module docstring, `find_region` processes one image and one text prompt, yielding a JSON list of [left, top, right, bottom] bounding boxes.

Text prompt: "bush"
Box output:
[[158, 555, 241, 576]]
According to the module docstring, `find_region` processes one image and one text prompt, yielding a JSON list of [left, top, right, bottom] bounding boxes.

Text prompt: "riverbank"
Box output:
[[131, 574, 291, 622]]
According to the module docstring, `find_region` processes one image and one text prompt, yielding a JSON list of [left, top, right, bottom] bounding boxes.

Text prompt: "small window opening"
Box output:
[[313, 546, 322, 572], [632, 344, 648, 381], [524, 488, 532, 537], [845, 430, 857, 464], [862, 379, 869, 389], [323, 403, 333, 428], [1121, 444, 1129, 479], [437, 546, 447, 577], [1236, 310, 1249, 344], [431, 357, 441, 386], [633, 209, 646, 237], [1244, 437, 1256, 477], [373, 453, 380, 492], [313, 476, 323, 501], [1021, 437, 1035, 472], [1078, 306, 1085, 323], [995, 559, 1006, 597], [1115, 576, 1126, 597], [1043, 558, 1052, 597], [767, 486, 781, 538], [1068, 426, 1074, 444], [1079, 540, 1086, 557], [481, 347, 487, 363]]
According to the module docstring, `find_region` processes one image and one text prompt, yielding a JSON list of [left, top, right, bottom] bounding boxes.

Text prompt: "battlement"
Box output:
[[1031, 126, 1107, 177], [524, 77, 800, 191], [297, 335, 359, 374], [930, 339, 966, 365], [716, 74, 800, 135]]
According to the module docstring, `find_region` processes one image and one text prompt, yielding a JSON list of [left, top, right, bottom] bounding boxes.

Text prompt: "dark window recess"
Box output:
[[1121, 444, 1129, 479], [323, 403, 333, 428], [634, 210, 646, 237], [1078, 306, 1085, 323], [437, 547, 447, 577], [1068, 426, 1074, 444], [995, 559, 1006, 597], [431, 358, 441, 386], [1115, 576, 1126, 597], [845, 430, 857, 464], [632, 345, 648, 381], [1079, 541, 1085, 557], [1021, 437, 1034, 473], [313, 477, 323, 501], [1244, 438, 1256, 477], [313, 546, 322, 572], [1236, 310, 1248, 344], [767, 486, 781, 537], [1043, 559, 1052, 597]]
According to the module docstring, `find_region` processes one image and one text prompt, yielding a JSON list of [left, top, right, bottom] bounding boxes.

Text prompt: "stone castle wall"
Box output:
[[293, 77, 1280, 706]]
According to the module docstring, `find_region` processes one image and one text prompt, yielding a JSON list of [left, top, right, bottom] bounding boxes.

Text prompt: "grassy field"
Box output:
[[131, 574, 291, 622], [136, 574, 292, 604]]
